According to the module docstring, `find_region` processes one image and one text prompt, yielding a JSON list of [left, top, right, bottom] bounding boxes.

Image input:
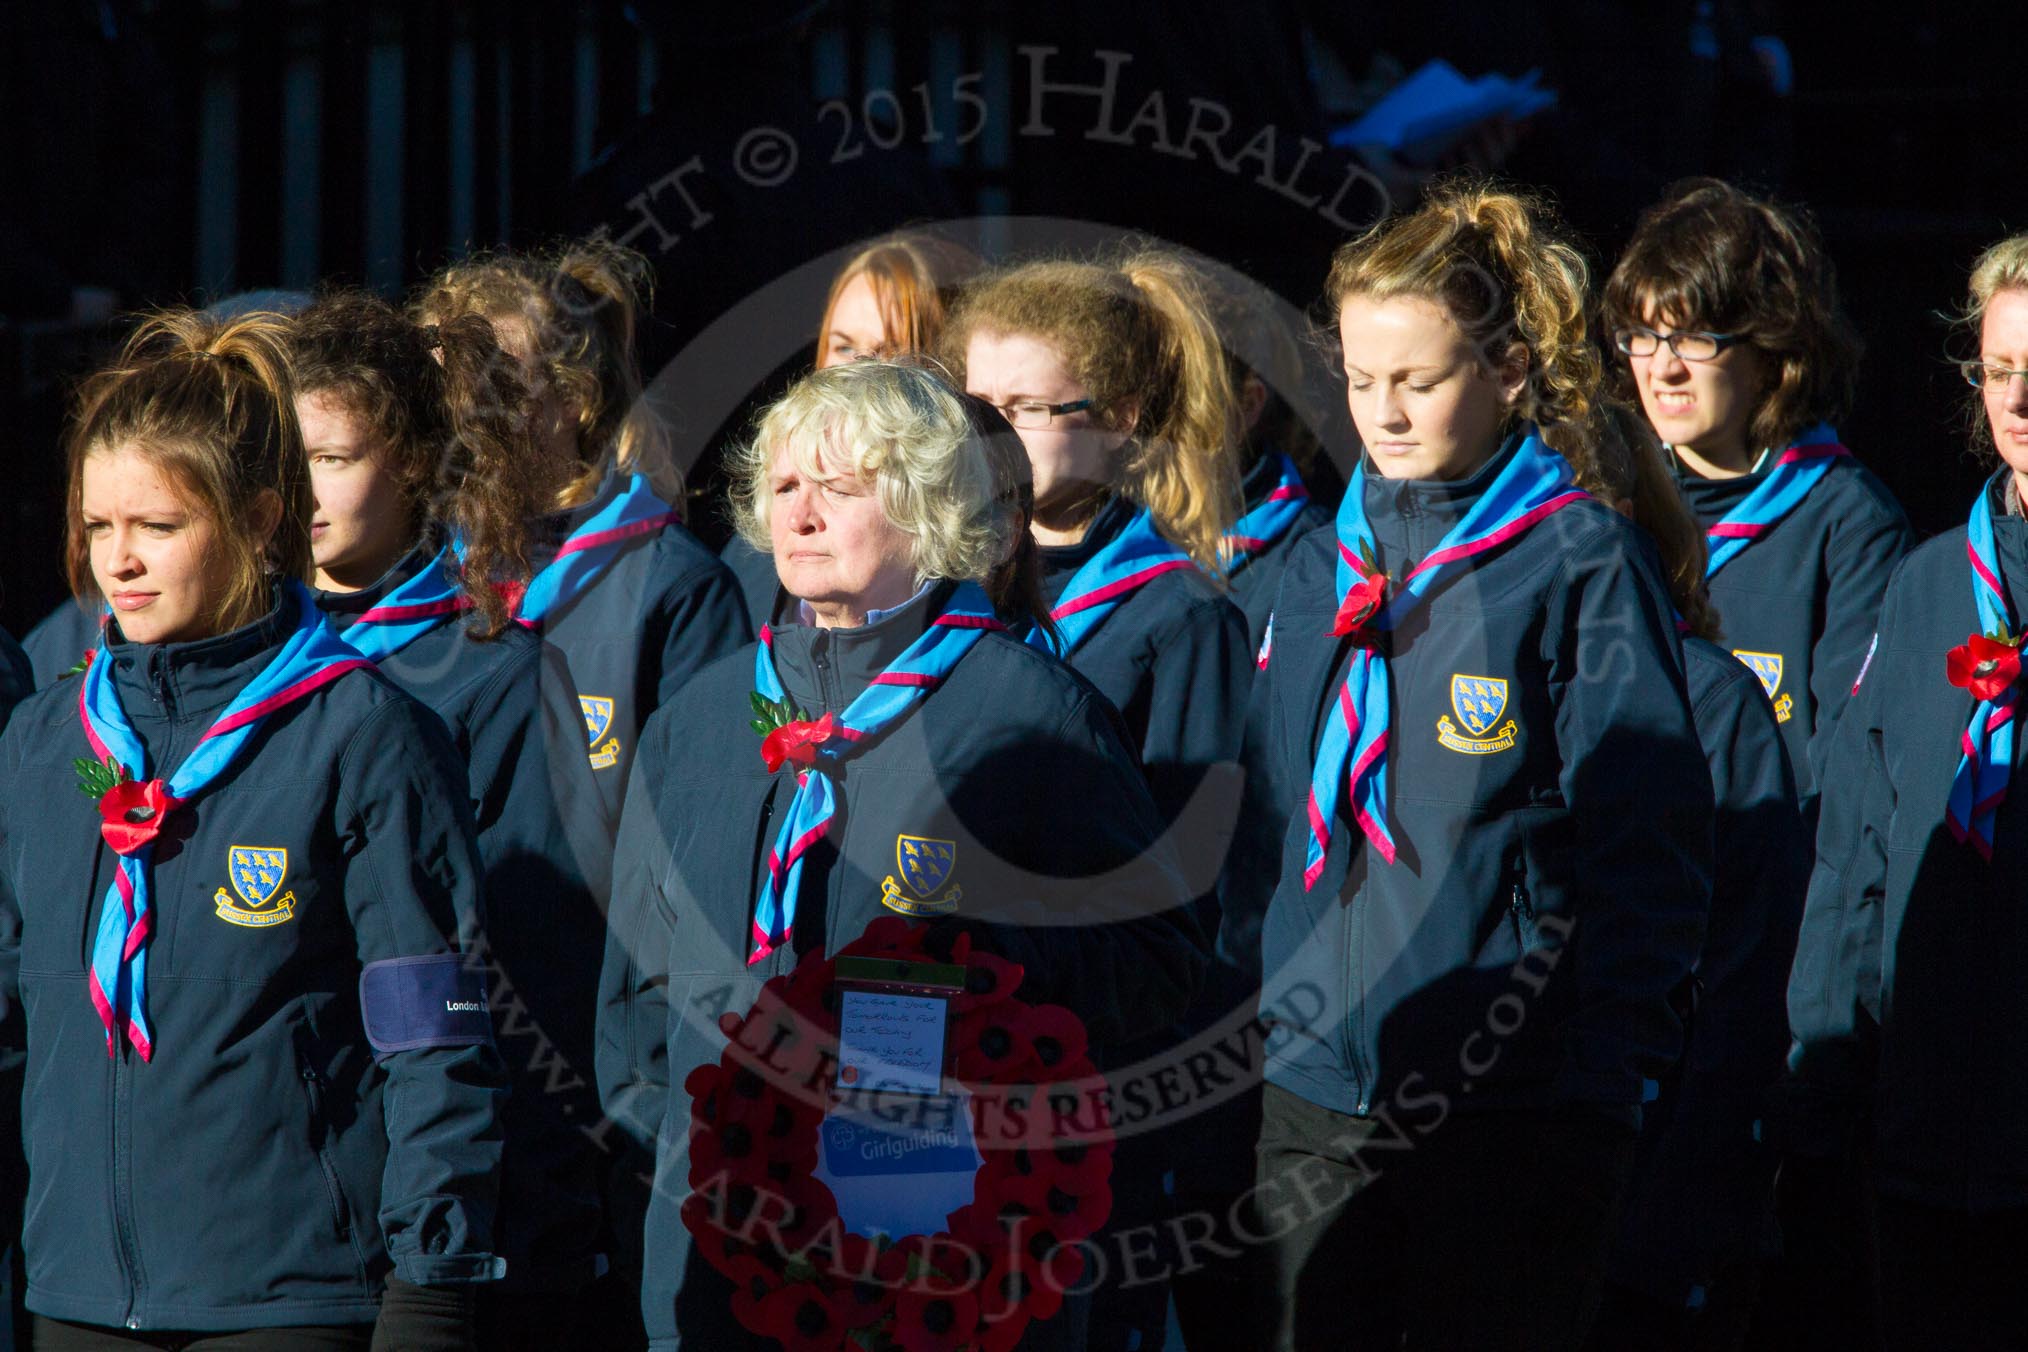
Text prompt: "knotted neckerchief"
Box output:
[[1223, 453, 1312, 577], [1026, 506, 1194, 659], [514, 473, 682, 626], [79, 583, 372, 1057], [1699, 423, 1850, 579], [749, 582, 1005, 962], [1304, 430, 1589, 883], [1947, 477, 2022, 859], [336, 544, 470, 661]]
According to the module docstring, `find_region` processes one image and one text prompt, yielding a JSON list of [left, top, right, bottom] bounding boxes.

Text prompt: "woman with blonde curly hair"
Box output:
[[415, 238, 748, 821], [596, 359, 1203, 1351], [1226, 182, 1713, 1350]]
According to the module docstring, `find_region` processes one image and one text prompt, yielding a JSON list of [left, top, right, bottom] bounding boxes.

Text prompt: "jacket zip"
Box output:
[[300, 1066, 353, 1238]]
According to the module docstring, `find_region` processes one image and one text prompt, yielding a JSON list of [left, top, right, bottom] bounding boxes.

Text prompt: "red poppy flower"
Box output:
[[953, 948, 1025, 1013], [761, 713, 840, 773], [753, 1281, 851, 1352], [894, 1276, 982, 1352], [1016, 1003, 1088, 1075], [722, 1253, 784, 1329], [1330, 570, 1388, 638], [1949, 632, 2024, 702], [955, 1006, 1038, 1081], [98, 778, 182, 856]]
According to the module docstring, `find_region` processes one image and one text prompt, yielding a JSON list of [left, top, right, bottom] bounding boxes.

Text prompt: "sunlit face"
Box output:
[[1338, 295, 1523, 481], [963, 330, 1124, 513], [80, 444, 240, 645], [767, 442, 918, 620], [818, 272, 893, 368], [1982, 289, 2028, 480], [490, 311, 582, 466], [298, 391, 412, 591], [1626, 308, 1766, 466]]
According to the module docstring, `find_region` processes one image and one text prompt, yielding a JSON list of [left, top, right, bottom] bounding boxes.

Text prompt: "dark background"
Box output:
[[2, 0, 2013, 640]]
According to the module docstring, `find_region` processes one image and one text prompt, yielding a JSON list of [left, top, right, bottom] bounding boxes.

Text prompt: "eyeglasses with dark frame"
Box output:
[[995, 398, 1094, 430], [1962, 361, 2028, 390], [1613, 326, 1742, 362]]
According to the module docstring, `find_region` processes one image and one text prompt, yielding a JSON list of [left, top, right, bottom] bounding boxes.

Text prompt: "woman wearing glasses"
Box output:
[[943, 253, 1249, 1351], [1604, 179, 1913, 815], [1789, 232, 2028, 1349]]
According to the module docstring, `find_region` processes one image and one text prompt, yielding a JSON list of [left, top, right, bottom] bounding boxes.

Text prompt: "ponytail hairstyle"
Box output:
[[1956, 231, 2028, 461], [1326, 178, 1608, 484], [1602, 177, 1861, 455], [1582, 399, 1722, 641], [941, 249, 1243, 573], [65, 308, 310, 634], [960, 393, 1057, 646], [413, 236, 677, 512], [818, 232, 981, 363], [287, 291, 552, 639]]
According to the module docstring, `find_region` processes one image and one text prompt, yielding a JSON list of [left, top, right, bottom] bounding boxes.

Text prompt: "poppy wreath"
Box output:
[[682, 916, 1115, 1352]]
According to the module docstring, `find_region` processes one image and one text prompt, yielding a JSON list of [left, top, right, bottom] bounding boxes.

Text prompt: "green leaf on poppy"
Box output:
[[750, 691, 773, 719], [72, 755, 127, 801], [749, 719, 772, 736]]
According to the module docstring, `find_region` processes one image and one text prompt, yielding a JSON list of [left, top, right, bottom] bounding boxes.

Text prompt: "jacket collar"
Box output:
[[1361, 431, 1524, 571], [105, 585, 293, 724], [1672, 447, 1775, 521], [310, 539, 436, 631], [1036, 493, 1138, 607], [767, 578, 958, 716]]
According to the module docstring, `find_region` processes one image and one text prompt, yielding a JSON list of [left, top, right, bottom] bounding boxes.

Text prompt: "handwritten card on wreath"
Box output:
[[835, 989, 949, 1096]]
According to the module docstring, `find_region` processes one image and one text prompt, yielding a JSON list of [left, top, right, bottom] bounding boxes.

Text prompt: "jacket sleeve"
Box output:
[[338, 695, 508, 1286], [1545, 527, 1715, 1105], [938, 689, 1208, 1050], [1613, 657, 1808, 1302], [1783, 574, 1901, 1158], [0, 629, 30, 731], [647, 556, 753, 714], [1805, 496, 1913, 795], [1219, 623, 1297, 984]]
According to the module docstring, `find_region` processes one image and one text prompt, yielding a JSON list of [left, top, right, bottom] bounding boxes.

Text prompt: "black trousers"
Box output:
[[1251, 1082, 1635, 1352], [1876, 1195, 2028, 1352], [30, 1318, 369, 1351]]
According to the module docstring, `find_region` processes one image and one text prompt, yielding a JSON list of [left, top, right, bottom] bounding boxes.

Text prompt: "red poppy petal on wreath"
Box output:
[[721, 1254, 783, 1328], [954, 1009, 1038, 1082], [895, 1279, 983, 1352], [1016, 1003, 1089, 1074], [953, 948, 1025, 1012], [755, 1281, 850, 1352]]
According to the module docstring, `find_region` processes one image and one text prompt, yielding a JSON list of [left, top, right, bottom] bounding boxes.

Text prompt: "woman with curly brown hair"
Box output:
[[1604, 178, 1913, 817], [285, 292, 617, 1350], [415, 238, 749, 823], [1226, 182, 1712, 1350]]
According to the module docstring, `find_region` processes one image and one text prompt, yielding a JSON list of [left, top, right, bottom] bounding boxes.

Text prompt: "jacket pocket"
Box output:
[[297, 1063, 353, 1241]]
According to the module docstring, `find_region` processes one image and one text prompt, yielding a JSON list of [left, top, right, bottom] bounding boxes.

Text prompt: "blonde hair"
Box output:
[[817, 233, 979, 361], [940, 249, 1243, 573], [1956, 232, 2028, 461], [413, 236, 678, 511], [65, 308, 310, 633], [1327, 179, 1607, 483], [1582, 400, 1722, 641], [730, 362, 1020, 588]]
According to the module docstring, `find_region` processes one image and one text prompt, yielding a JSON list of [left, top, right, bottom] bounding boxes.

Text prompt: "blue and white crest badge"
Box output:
[[881, 834, 962, 916], [1731, 650, 1794, 723], [579, 694, 622, 770], [1437, 674, 1519, 755], [215, 846, 297, 928]]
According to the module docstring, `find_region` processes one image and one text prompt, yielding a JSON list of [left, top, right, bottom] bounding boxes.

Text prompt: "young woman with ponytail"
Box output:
[[943, 250, 1248, 1352], [1226, 183, 1713, 1350], [415, 238, 748, 822], [286, 292, 616, 1350], [0, 309, 505, 1350], [1787, 232, 2028, 1350]]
